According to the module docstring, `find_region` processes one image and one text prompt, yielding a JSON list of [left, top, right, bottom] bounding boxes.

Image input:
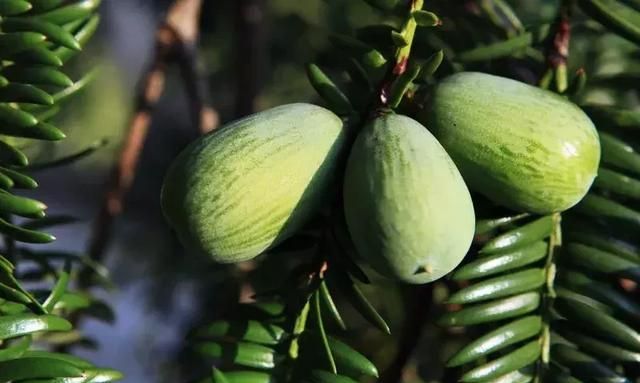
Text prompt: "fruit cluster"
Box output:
[[161, 71, 600, 285]]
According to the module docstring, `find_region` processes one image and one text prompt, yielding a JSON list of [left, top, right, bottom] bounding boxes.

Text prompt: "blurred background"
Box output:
[[25, 0, 637, 382]]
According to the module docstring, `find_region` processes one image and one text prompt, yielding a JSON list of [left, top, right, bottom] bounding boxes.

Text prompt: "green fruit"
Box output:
[[425, 72, 600, 214], [161, 103, 346, 263], [343, 113, 475, 284]]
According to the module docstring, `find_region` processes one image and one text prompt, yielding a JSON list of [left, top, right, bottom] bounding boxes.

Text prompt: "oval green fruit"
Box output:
[[425, 72, 600, 214], [161, 103, 346, 263], [343, 113, 475, 284]]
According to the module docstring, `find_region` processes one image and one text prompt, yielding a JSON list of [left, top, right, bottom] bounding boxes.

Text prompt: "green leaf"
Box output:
[[212, 368, 230, 383], [447, 268, 545, 304], [565, 223, 639, 263], [361, 0, 399, 11], [43, 262, 71, 312], [391, 30, 409, 47], [564, 242, 640, 282], [326, 336, 378, 378], [1, 65, 73, 87], [579, 0, 640, 45], [227, 372, 273, 383], [582, 104, 640, 130], [52, 291, 92, 311], [452, 241, 547, 280], [555, 295, 640, 352], [555, 287, 614, 314], [480, 216, 554, 254], [599, 131, 640, 176], [309, 370, 358, 383], [328, 269, 389, 334], [328, 34, 387, 70], [0, 104, 38, 127], [0, 279, 35, 304], [0, 167, 38, 189], [0, 191, 46, 217], [565, 69, 587, 98], [55, 14, 100, 63], [28, 0, 67, 12], [0, 83, 54, 105], [195, 341, 276, 370], [558, 270, 640, 320], [314, 291, 337, 374], [0, 314, 71, 340], [551, 344, 631, 383], [488, 367, 535, 383], [2, 18, 81, 50], [456, 25, 549, 62], [438, 292, 540, 327], [387, 62, 421, 108], [417, 50, 444, 80], [0, 32, 46, 57], [0, 0, 32, 16], [22, 350, 93, 368], [238, 300, 285, 320], [0, 120, 66, 141], [412, 10, 440, 27], [211, 367, 229, 383], [0, 357, 83, 381], [0, 217, 55, 243], [28, 139, 106, 171], [31, 0, 102, 25], [593, 167, 640, 200], [475, 213, 529, 236], [195, 320, 285, 346], [557, 323, 640, 362], [10, 46, 63, 67], [0, 140, 29, 167], [0, 173, 14, 189], [306, 64, 353, 116], [447, 316, 542, 367], [460, 340, 541, 382], [319, 281, 346, 331], [0, 336, 31, 362], [575, 193, 640, 229], [21, 215, 78, 230]]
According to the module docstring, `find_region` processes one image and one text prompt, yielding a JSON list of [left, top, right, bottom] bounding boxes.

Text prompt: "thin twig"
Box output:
[[80, 0, 215, 287]]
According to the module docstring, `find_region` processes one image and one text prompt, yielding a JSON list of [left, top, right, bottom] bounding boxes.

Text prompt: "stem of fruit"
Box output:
[[541, 0, 574, 92], [377, 0, 424, 108], [536, 212, 561, 382]]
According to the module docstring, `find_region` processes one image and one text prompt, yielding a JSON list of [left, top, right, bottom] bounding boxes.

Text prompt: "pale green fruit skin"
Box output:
[[161, 103, 346, 263], [425, 72, 601, 214], [343, 114, 475, 284]]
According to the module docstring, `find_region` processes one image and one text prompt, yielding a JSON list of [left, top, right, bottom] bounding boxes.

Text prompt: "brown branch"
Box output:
[[80, 0, 215, 287]]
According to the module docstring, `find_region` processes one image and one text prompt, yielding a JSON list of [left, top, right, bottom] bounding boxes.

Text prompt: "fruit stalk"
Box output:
[[541, 0, 574, 91], [378, 0, 425, 107]]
